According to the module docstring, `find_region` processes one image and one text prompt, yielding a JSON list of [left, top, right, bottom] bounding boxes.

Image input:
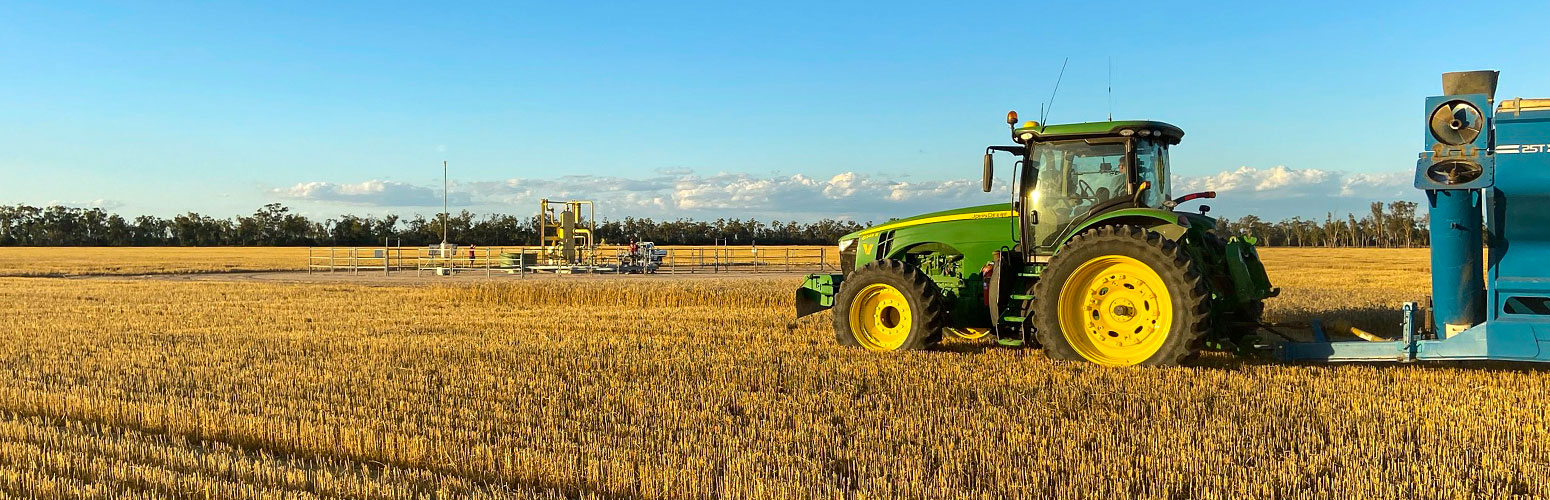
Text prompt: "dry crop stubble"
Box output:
[[1255, 248, 1431, 335], [1, 247, 1548, 499], [0, 245, 839, 277], [0, 247, 311, 277]]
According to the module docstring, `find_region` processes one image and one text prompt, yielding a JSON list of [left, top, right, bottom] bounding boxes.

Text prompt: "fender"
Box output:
[[1055, 207, 1195, 246]]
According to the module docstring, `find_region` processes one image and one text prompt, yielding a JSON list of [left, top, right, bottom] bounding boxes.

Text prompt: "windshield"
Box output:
[[1026, 139, 1128, 248], [1134, 139, 1170, 208]]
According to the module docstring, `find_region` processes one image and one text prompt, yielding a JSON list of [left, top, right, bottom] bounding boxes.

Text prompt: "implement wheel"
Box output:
[[946, 327, 992, 340], [833, 260, 945, 351], [1033, 225, 1209, 367]]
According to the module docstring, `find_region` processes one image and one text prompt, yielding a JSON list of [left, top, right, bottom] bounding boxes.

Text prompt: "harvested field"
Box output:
[[0, 247, 309, 276], [2, 247, 1546, 499], [0, 245, 839, 277]]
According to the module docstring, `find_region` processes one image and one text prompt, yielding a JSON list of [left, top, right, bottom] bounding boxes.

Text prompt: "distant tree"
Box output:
[[0, 201, 1428, 248]]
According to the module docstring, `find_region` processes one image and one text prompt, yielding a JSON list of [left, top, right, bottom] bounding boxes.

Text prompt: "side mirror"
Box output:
[[982, 153, 995, 192]]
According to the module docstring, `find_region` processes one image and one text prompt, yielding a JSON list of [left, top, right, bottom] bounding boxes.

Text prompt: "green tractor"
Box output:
[[794, 112, 1277, 367]]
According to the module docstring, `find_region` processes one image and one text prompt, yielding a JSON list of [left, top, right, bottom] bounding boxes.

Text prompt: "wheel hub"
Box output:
[[1057, 255, 1175, 365], [847, 283, 913, 351]]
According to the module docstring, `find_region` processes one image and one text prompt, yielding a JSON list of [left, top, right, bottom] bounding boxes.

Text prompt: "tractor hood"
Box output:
[[840, 203, 1015, 241]]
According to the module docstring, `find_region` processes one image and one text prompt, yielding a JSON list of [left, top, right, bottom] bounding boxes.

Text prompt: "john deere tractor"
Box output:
[[795, 112, 1277, 367]]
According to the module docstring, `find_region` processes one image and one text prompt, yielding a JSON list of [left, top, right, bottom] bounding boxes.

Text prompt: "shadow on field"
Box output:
[[929, 341, 1001, 355], [803, 306, 1550, 373], [1189, 351, 1550, 374]]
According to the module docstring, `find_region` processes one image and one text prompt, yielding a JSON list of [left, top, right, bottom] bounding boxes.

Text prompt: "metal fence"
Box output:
[[656, 246, 832, 273], [306, 245, 836, 276]]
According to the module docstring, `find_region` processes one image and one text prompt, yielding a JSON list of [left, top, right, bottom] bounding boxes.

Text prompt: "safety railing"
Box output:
[[306, 246, 416, 275], [655, 247, 832, 274], [307, 245, 837, 276], [415, 247, 508, 277]]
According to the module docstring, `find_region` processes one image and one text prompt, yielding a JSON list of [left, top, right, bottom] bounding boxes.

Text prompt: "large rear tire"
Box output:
[[833, 260, 945, 351], [1033, 225, 1209, 367]]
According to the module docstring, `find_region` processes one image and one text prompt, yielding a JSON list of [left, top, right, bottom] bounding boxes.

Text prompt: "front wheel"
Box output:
[[1033, 225, 1209, 367], [832, 260, 945, 351]]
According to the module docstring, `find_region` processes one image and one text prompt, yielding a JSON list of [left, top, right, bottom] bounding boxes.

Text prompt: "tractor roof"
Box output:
[[1012, 120, 1184, 145]]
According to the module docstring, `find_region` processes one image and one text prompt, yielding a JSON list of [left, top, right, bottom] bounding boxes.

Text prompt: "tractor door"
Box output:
[[1023, 138, 1133, 255]]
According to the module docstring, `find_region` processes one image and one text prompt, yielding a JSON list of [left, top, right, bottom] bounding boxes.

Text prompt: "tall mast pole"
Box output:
[[441, 160, 448, 246]]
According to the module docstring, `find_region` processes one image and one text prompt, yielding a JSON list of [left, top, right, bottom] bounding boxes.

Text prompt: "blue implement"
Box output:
[[1278, 72, 1550, 364]]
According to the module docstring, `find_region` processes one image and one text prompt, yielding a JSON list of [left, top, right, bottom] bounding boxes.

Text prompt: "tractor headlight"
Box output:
[[839, 238, 857, 252]]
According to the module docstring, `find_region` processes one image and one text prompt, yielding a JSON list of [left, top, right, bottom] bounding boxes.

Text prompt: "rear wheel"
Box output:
[[833, 260, 945, 351], [1034, 225, 1209, 367]]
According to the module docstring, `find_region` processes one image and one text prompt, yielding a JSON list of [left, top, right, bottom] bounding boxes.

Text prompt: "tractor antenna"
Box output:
[[1040, 57, 1069, 129], [1107, 57, 1113, 121]]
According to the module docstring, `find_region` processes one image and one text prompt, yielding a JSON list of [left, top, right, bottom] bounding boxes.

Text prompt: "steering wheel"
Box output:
[[1074, 179, 1094, 200]]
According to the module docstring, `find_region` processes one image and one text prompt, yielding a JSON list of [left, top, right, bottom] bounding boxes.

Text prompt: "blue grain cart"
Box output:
[[1280, 71, 1550, 362]]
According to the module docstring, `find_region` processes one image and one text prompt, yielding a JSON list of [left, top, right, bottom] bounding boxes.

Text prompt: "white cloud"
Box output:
[[1172, 166, 1416, 220], [273, 166, 1420, 222], [47, 199, 125, 210], [273, 180, 470, 206], [462, 170, 1001, 221]]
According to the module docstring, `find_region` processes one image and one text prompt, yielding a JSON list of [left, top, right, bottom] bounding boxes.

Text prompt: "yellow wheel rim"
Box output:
[[1056, 255, 1174, 366], [848, 283, 913, 351], [947, 327, 991, 340]]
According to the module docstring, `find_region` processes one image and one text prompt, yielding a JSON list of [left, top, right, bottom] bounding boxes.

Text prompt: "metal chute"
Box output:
[[1428, 100, 1484, 146]]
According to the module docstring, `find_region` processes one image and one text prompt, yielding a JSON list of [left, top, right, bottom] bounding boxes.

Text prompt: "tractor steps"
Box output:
[[1009, 294, 1034, 300], [1000, 315, 1026, 323]]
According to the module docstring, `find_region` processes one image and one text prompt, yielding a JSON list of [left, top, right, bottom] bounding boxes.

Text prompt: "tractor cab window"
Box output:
[[1134, 139, 1171, 208], [1027, 140, 1129, 249]]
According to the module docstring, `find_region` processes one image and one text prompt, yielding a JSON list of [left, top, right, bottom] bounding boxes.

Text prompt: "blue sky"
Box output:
[[4, 1, 1549, 223]]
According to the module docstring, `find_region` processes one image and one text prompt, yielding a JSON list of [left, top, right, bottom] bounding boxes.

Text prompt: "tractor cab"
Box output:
[[984, 116, 1188, 254]]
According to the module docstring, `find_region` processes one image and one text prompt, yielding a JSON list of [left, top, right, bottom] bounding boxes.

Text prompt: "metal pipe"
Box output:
[[1427, 189, 1486, 336]]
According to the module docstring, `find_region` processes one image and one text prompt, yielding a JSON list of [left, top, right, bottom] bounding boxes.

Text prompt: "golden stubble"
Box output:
[[0, 247, 1545, 499]]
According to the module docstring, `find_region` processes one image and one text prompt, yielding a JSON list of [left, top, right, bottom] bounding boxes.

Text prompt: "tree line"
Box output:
[[1216, 201, 1429, 248], [0, 203, 870, 247], [0, 201, 1430, 248]]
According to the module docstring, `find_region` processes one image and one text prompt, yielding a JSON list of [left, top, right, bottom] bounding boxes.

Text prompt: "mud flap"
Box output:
[[795, 273, 843, 319]]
